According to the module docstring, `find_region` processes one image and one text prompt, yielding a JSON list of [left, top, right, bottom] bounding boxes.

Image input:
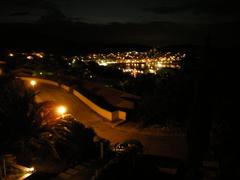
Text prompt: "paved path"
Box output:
[[34, 83, 187, 160]]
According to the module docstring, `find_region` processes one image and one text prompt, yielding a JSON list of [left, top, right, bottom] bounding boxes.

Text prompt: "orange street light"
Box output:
[[57, 106, 67, 117], [30, 80, 37, 88]]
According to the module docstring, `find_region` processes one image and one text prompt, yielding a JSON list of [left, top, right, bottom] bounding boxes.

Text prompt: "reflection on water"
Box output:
[[109, 62, 180, 77]]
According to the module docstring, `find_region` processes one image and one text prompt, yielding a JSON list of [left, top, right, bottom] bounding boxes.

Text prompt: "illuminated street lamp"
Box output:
[[30, 80, 37, 89], [9, 53, 14, 57], [57, 106, 67, 117]]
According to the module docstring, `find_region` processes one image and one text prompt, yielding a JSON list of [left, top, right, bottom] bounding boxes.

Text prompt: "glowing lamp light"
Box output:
[[57, 106, 67, 116], [27, 56, 33, 60], [27, 167, 35, 172], [30, 80, 36, 87]]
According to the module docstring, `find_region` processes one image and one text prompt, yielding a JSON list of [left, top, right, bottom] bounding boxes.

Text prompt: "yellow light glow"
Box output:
[[30, 80, 36, 87], [57, 106, 67, 115], [20, 172, 32, 179], [26, 167, 35, 172], [27, 56, 33, 60], [9, 53, 14, 57]]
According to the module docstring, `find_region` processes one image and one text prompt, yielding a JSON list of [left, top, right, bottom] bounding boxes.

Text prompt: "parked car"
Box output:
[[113, 139, 144, 155]]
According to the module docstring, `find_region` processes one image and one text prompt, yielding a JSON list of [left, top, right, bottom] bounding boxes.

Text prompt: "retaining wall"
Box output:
[[19, 77, 126, 121]]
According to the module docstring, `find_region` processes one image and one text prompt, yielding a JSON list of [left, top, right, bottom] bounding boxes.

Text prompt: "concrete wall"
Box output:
[[19, 76, 126, 121], [72, 90, 113, 121], [60, 84, 70, 92], [20, 77, 58, 86], [116, 111, 126, 121]]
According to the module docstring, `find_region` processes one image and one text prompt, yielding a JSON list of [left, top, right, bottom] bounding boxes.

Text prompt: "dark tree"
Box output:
[[0, 75, 36, 154]]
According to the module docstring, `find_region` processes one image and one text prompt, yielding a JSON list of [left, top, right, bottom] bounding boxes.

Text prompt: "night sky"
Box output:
[[0, 0, 239, 48]]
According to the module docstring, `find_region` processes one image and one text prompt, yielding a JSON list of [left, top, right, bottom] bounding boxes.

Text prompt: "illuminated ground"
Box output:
[[34, 82, 187, 160]]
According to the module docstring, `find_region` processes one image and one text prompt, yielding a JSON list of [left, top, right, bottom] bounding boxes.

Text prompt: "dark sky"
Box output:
[[0, 0, 239, 48], [0, 0, 239, 23]]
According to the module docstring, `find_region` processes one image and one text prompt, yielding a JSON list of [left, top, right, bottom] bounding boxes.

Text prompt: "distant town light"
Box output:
[[157, 62, 162, 68], [9, 53, 14, 57], [27, 56, 33, 60], [98, 62, 108, 66], [36, 53, 43, 58], [149, 69, 156, 74]]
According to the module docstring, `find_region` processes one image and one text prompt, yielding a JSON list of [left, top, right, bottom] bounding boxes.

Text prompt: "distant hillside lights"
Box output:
[[26, 52, 45, 60], [27, 55, 34, 60], [8, 52, 45, 58], [32, 52, 44, 58], [87, 50, 186, 77]]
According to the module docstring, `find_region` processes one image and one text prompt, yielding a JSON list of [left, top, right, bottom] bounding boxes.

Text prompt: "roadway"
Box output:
[[34, 82, 187, 161]]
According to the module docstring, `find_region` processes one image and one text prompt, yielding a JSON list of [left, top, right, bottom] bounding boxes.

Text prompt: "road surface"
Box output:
[[34, 82, 187, 161]]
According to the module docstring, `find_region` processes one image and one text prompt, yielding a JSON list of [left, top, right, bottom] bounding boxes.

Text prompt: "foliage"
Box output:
[[0, 75, 37, 153], [26, 115, 98, 164], [0, 76, 98, 166], [122, 68, 192, 126]]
